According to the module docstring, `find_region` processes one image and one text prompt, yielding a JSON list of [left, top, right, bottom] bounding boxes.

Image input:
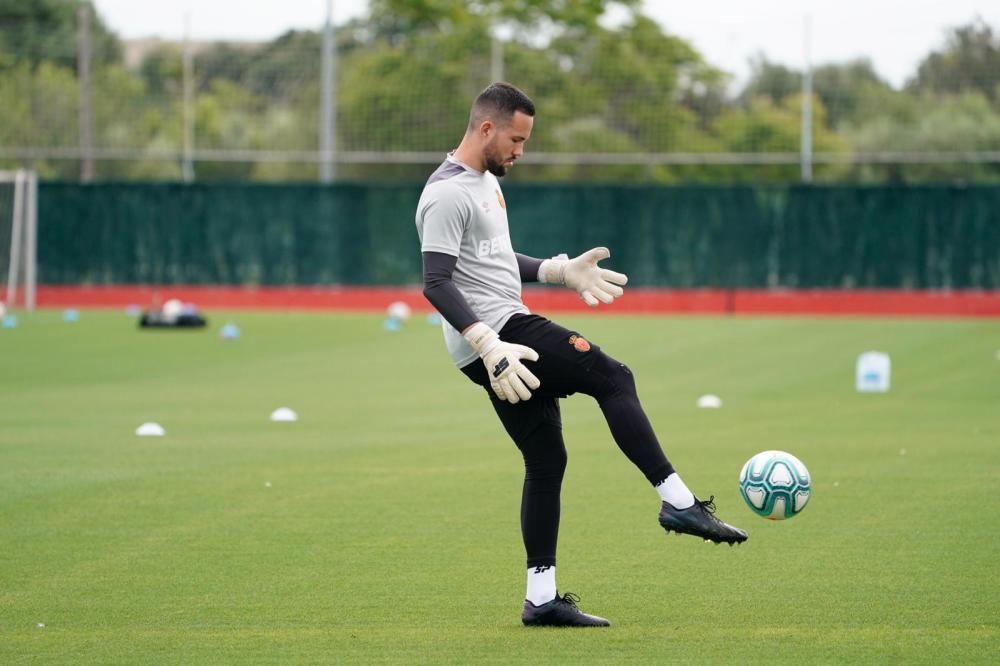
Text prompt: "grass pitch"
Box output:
[[1, 309, 998, 663]]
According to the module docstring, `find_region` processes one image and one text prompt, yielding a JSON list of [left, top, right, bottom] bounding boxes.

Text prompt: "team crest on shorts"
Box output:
[[568, 335, 591, 352]]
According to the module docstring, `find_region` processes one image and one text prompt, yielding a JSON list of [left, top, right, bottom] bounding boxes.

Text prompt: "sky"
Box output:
[[91, 0, 998, 88]]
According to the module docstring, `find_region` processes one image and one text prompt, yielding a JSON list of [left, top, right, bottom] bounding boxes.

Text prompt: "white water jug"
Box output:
[[856, 351, 891, 393]]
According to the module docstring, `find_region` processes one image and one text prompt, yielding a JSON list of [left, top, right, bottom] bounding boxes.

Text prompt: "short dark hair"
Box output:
[[468, 82, 535, 131]]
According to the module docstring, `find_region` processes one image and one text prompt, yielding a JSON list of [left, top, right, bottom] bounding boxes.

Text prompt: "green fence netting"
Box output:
[[38, 182, 1000, 288]]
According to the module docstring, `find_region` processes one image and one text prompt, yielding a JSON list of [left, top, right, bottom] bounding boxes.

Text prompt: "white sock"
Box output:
[[657, 473, 695, 509], [526, 565, 557, 606]]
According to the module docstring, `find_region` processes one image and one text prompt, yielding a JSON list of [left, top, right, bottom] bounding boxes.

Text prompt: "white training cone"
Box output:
[[136, 422, 165, 437], [270, 407, 298, 422], [856, 351, 891, 393], [386, 301, 412, 322], [697, 394, 722, 409]]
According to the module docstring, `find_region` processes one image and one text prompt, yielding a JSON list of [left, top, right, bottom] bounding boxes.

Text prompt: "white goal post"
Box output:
[[0, 169, 38, 311]]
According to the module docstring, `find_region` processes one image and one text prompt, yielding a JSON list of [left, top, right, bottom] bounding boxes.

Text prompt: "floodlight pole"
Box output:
[[77, 3, 96, 183], [25, 170, 37, 310], [6, 170, 25, 307], [319, 0, 337, 183], [800, 14, 813, 183], [182, 14, 195, 183]]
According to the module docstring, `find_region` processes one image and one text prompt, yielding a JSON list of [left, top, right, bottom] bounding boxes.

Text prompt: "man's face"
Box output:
[[483, 110, 533, 178]]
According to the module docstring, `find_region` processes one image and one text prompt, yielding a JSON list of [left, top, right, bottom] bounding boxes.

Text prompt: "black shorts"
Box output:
[[460, 313, 621, 439], [460, 313, 605, 396]]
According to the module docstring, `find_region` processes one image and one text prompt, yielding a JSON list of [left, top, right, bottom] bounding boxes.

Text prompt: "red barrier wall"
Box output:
[[22, 285, 1000, 317]]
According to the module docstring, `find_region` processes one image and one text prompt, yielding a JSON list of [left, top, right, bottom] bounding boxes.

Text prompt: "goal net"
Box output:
[[0, 170, 38, 311]]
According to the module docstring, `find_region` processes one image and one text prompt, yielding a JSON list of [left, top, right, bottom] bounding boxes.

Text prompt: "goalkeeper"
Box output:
[[416, 83, 747, 629]]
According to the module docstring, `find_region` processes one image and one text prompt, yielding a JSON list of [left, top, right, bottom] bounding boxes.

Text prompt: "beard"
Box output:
[[483, 141, 510, 178]]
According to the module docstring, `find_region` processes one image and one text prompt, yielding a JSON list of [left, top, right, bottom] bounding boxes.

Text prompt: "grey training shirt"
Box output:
[[416, 154, 529, 368]]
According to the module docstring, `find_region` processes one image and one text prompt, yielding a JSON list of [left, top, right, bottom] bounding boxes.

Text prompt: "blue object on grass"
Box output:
[[219, 322, 241, 340]]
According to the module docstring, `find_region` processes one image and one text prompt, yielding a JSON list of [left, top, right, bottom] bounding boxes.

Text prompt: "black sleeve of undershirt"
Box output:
[[422, 251, 479, 333], [515, 253, 543, 283]]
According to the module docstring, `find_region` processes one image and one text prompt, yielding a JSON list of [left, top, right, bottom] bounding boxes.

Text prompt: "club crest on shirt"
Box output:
[[495, 190, 506, 209], [568, 335, 591, 352]]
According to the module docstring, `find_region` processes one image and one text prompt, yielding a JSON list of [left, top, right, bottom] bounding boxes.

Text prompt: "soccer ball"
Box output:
[[739, 450, 811, 520]]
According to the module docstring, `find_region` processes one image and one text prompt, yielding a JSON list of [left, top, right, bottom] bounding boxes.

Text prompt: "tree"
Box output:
[[334, 5, 727, 182], [910, 20, 1000, 104], [739, 56, 801, 106], [849, 92, 1000, 183], [336, 19, 485, 153], [366, 0, 641, 38], [138, 45, 182, 100], [740, 56, 913, 132], [542, 15, 722, 154], [709, 94, 850, 182], [812, 59, 907, 129], [0, 61, 78, 177], [0, 0, 120, 70]]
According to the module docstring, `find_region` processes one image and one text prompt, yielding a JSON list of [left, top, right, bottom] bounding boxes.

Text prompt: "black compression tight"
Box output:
[[582, 353, 676, 488], [480, 352, 675, 568], [461, 315, 677, 569]]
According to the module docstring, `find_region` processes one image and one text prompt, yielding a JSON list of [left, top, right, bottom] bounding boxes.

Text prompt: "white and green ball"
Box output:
[[739, 450, 811, 520]]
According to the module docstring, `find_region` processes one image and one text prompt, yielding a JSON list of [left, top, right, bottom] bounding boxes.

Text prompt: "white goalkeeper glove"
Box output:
[[539, 247, 629, 307], [463, 322, 540, 403]]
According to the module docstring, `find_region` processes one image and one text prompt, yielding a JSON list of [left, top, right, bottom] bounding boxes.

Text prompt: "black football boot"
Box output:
[[522, 592, 611, 627], [659, 495, 748, 545]]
